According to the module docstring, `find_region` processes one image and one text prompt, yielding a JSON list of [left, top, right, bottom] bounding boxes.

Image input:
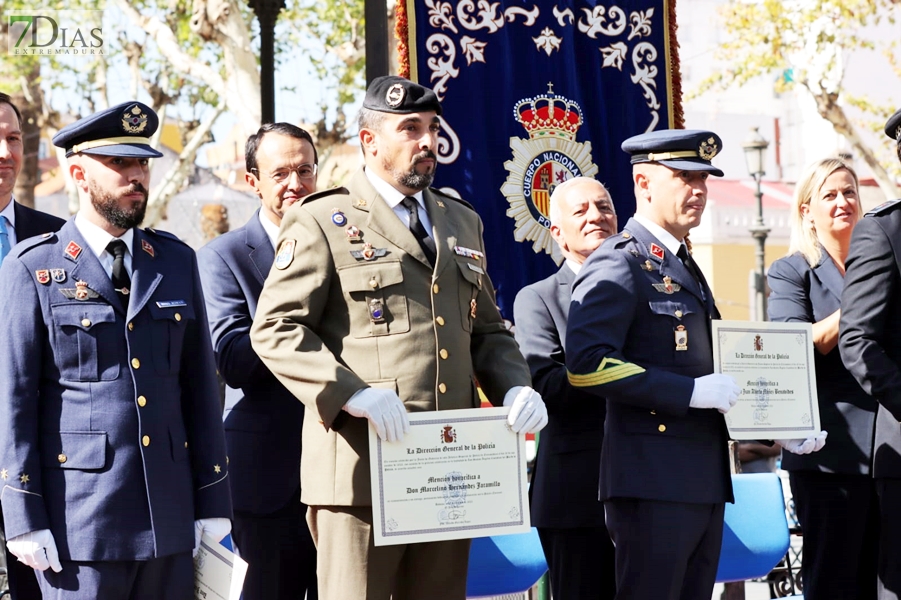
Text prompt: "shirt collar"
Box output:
[[633, 214, 684, 255], [0, 198, 15, 231], [258, 210, 281, 249], [364, 167, 424, 210], [74, 212, 135, 259], [565, 258, 582, 276]]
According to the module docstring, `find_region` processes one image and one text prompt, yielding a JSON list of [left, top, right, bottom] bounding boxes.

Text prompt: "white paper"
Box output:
[[369, 407, 530, 546], [193, 533, 248, 600], [712, 320, 821, 440]]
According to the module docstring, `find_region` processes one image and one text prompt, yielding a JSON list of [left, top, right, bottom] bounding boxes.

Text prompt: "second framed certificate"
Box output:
[[712, 320, 821, 440]]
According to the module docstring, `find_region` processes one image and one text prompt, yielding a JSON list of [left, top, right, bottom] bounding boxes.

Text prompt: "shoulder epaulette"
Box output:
[[12, 231, 57, 256], [430, 187, 475, 211], [299, 186, 350, 206], [866, 199, 901, 217], [144, 227, 189, 246]]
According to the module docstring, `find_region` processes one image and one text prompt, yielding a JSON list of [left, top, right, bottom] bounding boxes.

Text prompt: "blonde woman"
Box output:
[[767, 158, 878, 599]]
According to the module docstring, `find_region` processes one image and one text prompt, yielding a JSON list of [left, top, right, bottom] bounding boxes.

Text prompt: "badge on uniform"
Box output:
[[331, 209, 347, 226], [36, 270, 51, 284], [649, 243, 665, 260], [652, 276, 681, 294], [274, 239, 296, 270], [59, 280, 100, 301], [51, 268, 66, 283], [351, 243, 387, 261], [141, 239, 155, 257], [640, 260, 655, 272], [453, 246, 484, 261], [675, 325, 688, 351], [436, 200, 446, 209], [470, 299, 477, 319], [369, 298, 386, 323], [64, 241, 83, 260], [345, 225, 362, 242]]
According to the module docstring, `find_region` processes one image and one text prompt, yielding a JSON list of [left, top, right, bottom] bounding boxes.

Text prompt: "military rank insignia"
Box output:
[[649, 243, 665, 260], [64, 241, 83, 260], [675, 325, 688, 351], [369, 298, 386, 323], [274, 239, 296, 270], [142, 239, 155, 257]]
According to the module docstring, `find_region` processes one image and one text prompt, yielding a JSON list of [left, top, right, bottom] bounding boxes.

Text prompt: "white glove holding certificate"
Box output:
[[503, 386, 548, 434], [193, 517, 232, 557], [690, 374, 741, 414], [344, 388, 410, 442], [776, 430, 828, 455], [7, 528, 62, 572]]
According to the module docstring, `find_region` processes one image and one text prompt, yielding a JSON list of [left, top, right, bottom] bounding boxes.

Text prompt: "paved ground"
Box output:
[[712, 581, 782, 599]]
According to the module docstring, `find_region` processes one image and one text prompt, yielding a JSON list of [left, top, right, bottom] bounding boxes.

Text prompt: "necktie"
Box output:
[[106, 239, 131, 308], [0, 216, 11, 267], [401, 196, 436, 265], [677, 244, 707, 301]]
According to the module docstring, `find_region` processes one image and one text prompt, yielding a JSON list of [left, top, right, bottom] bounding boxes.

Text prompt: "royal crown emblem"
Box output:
[[503, 83, 598, 263]]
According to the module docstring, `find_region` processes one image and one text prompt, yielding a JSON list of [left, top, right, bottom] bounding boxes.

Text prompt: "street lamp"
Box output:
[[742, 127, 770, 321]]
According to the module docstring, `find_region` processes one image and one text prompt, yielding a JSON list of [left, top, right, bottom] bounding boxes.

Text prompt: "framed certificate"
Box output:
[[368, 407, 530, 546], [712, 320, 821, 440]]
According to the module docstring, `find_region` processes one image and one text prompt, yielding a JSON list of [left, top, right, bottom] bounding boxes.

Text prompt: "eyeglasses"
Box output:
[[251, 163, 318, 184]]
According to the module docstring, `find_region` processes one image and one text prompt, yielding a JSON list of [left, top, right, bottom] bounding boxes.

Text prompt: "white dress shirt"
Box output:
[[74, 212, 134, 277], [364, 167, 434, 238]]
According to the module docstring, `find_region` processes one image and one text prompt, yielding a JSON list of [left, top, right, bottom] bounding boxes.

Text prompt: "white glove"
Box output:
[[503, 386, 549, 434], [7, 528, 62, 572], [689, 374, 741, 414], [193, 517, 232, 557], [776, 430, 828, 455], [343, 387, 410, 442]]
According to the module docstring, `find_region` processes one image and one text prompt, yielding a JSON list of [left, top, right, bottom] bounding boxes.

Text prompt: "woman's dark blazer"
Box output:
[[767, 250, 877, 473]]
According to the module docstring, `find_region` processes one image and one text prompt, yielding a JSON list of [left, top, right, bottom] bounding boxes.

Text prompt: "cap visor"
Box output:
[[76, 143, 163, 159], [658, 159, 724, 177]]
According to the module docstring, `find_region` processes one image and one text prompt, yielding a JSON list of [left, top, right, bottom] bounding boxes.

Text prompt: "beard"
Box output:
[[88, 179, 148, 230], [387, 150, 437, 191]]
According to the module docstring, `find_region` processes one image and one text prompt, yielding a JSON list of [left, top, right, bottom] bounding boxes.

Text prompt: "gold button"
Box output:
[[622, 232, 631, 239], [142, 435, 150, 447], [650, 410, 656, 415], [439, 349, 448, 359], [131, 358, 141, 369], [436, 316, 445, 326], [370, 278, 378, 289], [137, 395, 147, 407], [433, 284, 440, 294], [658, 424, 666, 433], [175, 313, 182, 322], [675, 310, 683, 318], [185, 441, 189, 449], [438, 383, 447, 393], [81, 318, 91, 327], [128, 322, 134, 331], [57, 454, 67, 464]]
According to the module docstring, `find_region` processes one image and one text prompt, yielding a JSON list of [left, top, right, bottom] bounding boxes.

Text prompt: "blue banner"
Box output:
[[402, 0, 680, 317]]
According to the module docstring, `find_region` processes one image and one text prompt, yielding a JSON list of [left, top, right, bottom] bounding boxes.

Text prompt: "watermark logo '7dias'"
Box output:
[[6, 11, 104, 56]]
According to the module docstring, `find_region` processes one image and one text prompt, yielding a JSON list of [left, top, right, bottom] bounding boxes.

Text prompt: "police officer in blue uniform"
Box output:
[[840, 108, 901, 600], [0, 101, 232, 599], [565, 129, 824, 600]]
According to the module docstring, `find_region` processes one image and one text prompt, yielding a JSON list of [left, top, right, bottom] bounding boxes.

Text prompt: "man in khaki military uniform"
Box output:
[[251, 76, 548, 600]]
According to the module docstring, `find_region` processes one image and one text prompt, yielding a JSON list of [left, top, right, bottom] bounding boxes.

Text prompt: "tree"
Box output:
[[692, 0, 901, 198]]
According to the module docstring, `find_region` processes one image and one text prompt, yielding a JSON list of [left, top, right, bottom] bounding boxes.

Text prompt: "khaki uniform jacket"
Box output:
[[250, 168, 531, 507]]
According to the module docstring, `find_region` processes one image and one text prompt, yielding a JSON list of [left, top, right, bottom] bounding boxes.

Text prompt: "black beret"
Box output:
[[622, 129, 724, 177], [362, 76, 442, 116], [885, 108, 901, 141], [52, 101, 163, 158]]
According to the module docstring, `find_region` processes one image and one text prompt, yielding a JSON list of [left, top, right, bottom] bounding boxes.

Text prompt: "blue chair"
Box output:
[[716, 473, 791, 583], [466, 528, 548, 598]]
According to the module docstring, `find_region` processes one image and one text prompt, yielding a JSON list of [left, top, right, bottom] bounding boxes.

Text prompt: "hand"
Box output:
[[503, 386, 549, 434], [193, 518, 232, 558], [776, 430, 828, 455], [343, 388, 410, 442], [689, 374, 741, 414], [7, 529, 62, 572]]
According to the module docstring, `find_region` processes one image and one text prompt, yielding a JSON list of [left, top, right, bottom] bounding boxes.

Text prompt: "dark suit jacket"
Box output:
[[768, 251, 876, 474], [513, 265, 606, 529], [14, 200, 65, 241], [197, 210, 305, 514], [840, 200, 901, 479], [566, 218, 732, 504]]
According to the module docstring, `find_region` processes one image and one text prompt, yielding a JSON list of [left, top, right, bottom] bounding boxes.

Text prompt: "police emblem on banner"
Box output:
[[502, 84, 598, 263]]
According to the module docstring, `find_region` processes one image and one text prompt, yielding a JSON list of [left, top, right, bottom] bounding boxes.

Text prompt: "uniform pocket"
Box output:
[[455, 259, 483, 333], [41, 431, 108, 470], [50, 303, 120, 382], [148, 303, 195, 375], [337, 261, 410, 337]]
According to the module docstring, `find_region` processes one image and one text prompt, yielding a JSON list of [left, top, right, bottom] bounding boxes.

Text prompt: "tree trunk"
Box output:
[[11, 67, 41, 209]]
